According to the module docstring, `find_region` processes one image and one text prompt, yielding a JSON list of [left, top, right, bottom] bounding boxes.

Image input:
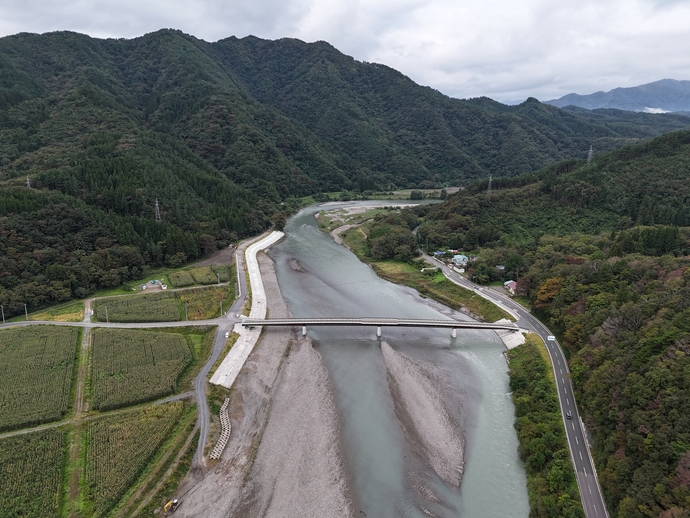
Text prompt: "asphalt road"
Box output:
[[424, 254, 608, 518]]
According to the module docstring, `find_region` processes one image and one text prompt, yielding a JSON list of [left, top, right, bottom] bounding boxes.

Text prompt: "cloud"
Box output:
[[0, 0, 689, 103]]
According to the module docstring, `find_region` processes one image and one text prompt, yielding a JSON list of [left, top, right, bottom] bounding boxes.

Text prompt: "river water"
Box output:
[[268, 202, 529, 517]]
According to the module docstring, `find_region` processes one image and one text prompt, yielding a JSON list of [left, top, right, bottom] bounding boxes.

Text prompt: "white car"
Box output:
[[225, 332, 230, 338], [547, 335, 556, 341]]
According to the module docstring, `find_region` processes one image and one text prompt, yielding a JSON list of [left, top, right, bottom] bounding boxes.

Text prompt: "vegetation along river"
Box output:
[[268, 202, 530, 517]]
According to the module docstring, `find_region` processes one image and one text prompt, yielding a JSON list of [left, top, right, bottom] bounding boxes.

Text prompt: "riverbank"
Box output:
[[176, 253, 353, 517], [316, 206, 513, 323]]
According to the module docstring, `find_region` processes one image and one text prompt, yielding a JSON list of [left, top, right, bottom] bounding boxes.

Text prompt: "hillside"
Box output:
[[546, 78, 690, 113], [2, 30, 690, 318], [416, 131, 690, 517]]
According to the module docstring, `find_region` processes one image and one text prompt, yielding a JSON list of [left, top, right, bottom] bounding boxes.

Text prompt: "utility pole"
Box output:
[[1, 305, 5, 324], [24, 303, 28, 321], [220, 301, 223, 317], [155, 198, 161, 223], [587, 145, 594, 163], [216, 272, 221, 286], [487, 174, 492, 194], [105, 306, 109, 323], [185, 304, 188, 321]]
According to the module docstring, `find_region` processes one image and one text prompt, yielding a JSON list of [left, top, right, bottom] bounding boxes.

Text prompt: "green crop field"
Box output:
[[0, 428, 67, 518], [91, 329, 192, 411], [85, 402, 183, 517], [190, 266, 217, 284], [167, 270, 195, 287], [93, 292, 180, 322], [168, 265, 232, 288], [0, 326, 79, 431], [179, 286, 232, 320]]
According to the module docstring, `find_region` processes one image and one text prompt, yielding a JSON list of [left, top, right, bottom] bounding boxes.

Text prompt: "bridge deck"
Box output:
[[242, 317, 518, 331]]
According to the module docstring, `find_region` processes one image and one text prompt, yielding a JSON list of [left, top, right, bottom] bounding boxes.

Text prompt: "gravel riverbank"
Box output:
[[176, 253, 352, 518], [381, 341, 465, 489]]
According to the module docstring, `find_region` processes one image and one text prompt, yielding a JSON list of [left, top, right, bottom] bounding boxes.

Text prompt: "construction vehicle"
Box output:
[[163, 499, 179, 515]]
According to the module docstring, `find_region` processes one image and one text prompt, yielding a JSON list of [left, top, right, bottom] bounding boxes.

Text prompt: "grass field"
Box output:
[[0, 428, 67, 518], [91, 329, 192, 411], [28, 300, 85, 322], [0, 326, 80, 431], [372, 261, 514, 322], [84, 402, 184, 518]]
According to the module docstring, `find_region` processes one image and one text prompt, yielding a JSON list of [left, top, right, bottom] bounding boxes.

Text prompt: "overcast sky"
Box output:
[[1, 0, 689, 103]]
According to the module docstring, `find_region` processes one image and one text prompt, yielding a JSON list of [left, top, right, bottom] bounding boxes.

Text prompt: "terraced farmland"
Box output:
[[85, 403, 184, 517], [91, 329, 192, 411], [0, 326, 79, 431], [0, 428, 67, 517], [93, 292, 180, 322]]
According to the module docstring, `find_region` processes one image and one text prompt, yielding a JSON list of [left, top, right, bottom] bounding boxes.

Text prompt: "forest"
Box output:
[[410, 132, 690, 517], [2, 30, 690, 316]]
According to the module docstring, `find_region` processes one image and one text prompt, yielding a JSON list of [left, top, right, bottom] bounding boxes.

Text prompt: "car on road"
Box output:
[[566, 411, 572, 419], [225, 332, 230, 338], [547, 335, 556, 341]]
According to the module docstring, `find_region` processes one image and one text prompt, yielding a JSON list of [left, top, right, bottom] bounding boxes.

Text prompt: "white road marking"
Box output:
[[576, 436, 579, 445], [572, 422, 575, 430], [579, 451, 583, 460], [562, 377, 564, 383], [560, 369, 563, 374], [564, 387, 568, 394], [567, 398, 570, 405], [589, 486, 592, 494]]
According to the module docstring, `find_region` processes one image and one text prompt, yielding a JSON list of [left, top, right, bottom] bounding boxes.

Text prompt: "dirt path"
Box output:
[[118, 424, 199, 518], [194, 245, 236, 267]]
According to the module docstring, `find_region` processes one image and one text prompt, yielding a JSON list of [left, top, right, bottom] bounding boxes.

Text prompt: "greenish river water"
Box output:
[[269, 202, 529, 517]]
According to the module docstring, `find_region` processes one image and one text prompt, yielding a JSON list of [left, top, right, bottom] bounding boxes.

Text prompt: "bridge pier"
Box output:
[[302, 326, 307, 337], [451, 328, 457, 338], [376, 326, 382, 338]]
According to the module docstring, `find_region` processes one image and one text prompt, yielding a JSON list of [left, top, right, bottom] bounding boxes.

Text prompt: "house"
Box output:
[[433, 251, 445, 257], [496, 264, 505, 271], [504, 280, 518, 295], [452, 254, 469, 266]]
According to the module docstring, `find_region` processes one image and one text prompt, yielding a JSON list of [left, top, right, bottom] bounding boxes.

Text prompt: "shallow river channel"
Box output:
[[268, 202, 530, 517]]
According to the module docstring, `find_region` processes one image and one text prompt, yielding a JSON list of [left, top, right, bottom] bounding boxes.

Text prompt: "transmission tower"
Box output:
[[587, 145, 594, 163], [155, 198, 161, 222], [25, 176, 31, 188], [487, 174, 492, 194]]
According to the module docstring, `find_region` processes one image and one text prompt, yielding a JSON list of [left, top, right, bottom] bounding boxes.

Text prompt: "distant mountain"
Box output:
[[545, 79, 690, 113]]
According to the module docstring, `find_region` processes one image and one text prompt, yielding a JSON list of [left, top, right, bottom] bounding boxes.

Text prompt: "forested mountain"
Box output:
[[546, 79, 690, 113], [1, 29, 690, 318], [416, 131, 690, 517]]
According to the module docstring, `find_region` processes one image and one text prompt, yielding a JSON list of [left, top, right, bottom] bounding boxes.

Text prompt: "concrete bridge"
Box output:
[[241, 317, 519, 338]]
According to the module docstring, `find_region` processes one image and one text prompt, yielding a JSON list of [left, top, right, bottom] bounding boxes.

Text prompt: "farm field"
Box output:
[[93, 292, 180, 322], [0, 326, 80, 431], [91, 329, 192, 411], [0, 427, 67, 518], [93, 282, 236, 322], [179, 285, 233, 320], [84, 402, 184, 518], [168, 265, 232, 288]]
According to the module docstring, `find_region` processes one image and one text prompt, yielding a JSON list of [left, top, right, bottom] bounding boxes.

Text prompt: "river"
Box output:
[[268, 202, 529, 517]]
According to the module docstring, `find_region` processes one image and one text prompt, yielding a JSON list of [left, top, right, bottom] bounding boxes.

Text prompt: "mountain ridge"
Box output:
[[546, 78, 690, 113]]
